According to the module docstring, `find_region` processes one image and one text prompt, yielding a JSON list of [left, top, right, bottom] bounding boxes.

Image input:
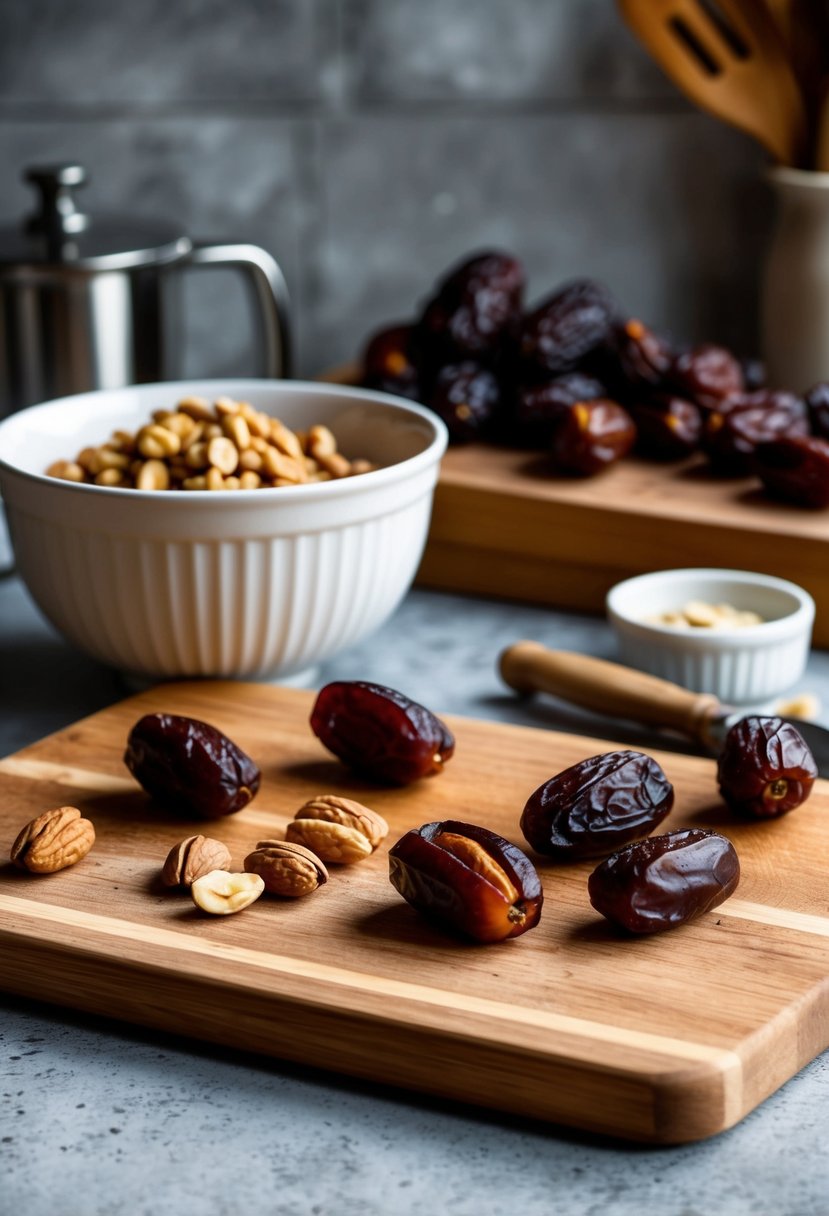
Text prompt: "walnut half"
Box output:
[[161, 835, 232, 888], [244, 840, 328, 897], [10, 806, 95, 874], [285, 794, 389, 864]]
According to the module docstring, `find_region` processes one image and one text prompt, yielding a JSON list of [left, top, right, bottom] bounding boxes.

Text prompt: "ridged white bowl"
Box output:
[[606, 568, 815, 705], [0, 380, 448, 680]]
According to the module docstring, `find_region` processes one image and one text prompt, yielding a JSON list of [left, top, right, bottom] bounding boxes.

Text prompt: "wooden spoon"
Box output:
[[618, 0, 809, 166]]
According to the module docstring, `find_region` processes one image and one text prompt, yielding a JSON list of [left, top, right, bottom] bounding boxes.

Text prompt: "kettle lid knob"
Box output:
[[24, 164, 90, 251]]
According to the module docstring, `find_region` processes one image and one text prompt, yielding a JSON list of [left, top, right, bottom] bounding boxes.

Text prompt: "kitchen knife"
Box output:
[[499, 640, 829, 776]]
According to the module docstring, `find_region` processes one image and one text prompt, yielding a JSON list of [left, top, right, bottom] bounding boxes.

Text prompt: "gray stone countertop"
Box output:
[[2, 544, 829, 1216]]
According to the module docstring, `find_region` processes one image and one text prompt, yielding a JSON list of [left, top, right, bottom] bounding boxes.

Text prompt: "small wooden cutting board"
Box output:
[[1, 681, 827, 1144]]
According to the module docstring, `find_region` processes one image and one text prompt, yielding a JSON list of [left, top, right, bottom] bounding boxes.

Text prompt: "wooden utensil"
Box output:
[[499, 640, 829, 770], [618, 0, 809, 165]]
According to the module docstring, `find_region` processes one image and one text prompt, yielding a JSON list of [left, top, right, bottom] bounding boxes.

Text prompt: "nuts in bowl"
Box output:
[[46, 394, 375, 492], [0, 379, 448, 681]]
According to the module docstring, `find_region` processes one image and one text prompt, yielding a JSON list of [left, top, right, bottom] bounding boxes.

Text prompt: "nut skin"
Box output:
[[244, 840, 329, 897], [717, 716, 817, 819], [124, 713, 260, 819], [161, 835, 232, 888], [310, 681, 455, 786], [285, 795, 389, 864], [520, 751, 674, 861], [588, 829, 740, 934], [11, 806, 95, 874], [388, 819, 543, 943]]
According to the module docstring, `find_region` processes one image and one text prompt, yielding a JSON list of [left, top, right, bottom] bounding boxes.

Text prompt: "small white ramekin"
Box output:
[[0, 379, 447, 681], [606, 568, 815, 705]]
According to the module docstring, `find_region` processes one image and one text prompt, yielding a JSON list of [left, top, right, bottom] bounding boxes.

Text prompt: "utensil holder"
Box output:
[[762, 166, 829, 392]]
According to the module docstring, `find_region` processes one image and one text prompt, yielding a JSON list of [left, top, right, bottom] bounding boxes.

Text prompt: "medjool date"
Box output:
[[631, 394, 702, 460], [511, 372, 605, 447], [520, 750, 674, 860], [804, 382, 829, 439], [610, 319, 674, 395], [717, 716, 817, 818], [310, 681, 455, 786], [551, 399, 636, 475], [703, 390, 809, 473], [756, 435, 829, 508], [428, 362, 501, 442], [672, 344, 744, 410], [418, 251, 524, 364], [520, 279, 618, 379], [362, 323, 422, 401], [389, 819, 543, 942], [124, 713, 260, 819], [588, 829, 740, 934]]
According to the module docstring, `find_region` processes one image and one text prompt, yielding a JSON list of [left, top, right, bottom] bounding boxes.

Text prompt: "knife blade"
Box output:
[[499, 640, 829, 777]]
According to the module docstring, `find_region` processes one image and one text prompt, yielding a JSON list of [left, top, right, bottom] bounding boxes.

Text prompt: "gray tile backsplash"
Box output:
[[0, 0, 770, 384]]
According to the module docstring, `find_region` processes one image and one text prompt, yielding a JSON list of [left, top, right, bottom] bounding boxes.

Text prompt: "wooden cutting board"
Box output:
[[1, 681, 828, 1144], [317, 368, 829, 643], [419, 444, 829, 644]]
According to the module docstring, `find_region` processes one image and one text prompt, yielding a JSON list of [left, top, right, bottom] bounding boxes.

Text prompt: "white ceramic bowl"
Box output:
[[0, 379, 448, 681], [606, 568, 815, 705]]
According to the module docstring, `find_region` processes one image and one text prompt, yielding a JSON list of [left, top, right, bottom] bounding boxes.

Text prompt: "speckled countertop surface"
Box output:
[[2, 526, 829, 1216]]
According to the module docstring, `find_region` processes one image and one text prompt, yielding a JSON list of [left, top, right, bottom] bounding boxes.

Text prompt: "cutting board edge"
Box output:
[[0, 925, 751, 1145]]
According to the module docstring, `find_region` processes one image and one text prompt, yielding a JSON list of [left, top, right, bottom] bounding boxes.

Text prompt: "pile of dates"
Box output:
[[360, 251, 829, 508]]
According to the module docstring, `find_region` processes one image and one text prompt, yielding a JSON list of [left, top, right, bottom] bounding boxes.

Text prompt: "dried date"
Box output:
[[609, 319, 674, 395], [588, 829, 740, 934], [511, 372, 605, 447], [124, 713, 260, 819], [520, 750, 674, 860], [361, 323, 422, 401], [310, 681, 455, 785], [418, 251, 524, 364], [428, 361, 501, 442], [805, 382, 829, 440], [756, 435, 829, 508], [388, 819, 543, 942], [671, 344, 744, 411], [631, 394, 702, 460], [520, 279, 618, 379], [717, 716, 817, 818], [551, 399, 636, 476], [703, 390, 809, 473]]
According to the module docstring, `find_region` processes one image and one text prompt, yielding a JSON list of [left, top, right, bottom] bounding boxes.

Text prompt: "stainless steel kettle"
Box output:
[[0, 164, 292, 416]]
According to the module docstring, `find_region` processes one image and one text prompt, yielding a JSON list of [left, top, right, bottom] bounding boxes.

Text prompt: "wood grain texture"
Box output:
[[321, 366, 829, 642], [1, 681, 828, 1143], [420, 444, 829, 643]]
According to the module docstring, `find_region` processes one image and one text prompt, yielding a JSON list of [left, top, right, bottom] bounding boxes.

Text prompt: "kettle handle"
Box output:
[[181, 241, 292, 378]]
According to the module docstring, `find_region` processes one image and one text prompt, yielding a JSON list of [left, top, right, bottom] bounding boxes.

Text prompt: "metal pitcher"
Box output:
[[0, 164, 292, 416]]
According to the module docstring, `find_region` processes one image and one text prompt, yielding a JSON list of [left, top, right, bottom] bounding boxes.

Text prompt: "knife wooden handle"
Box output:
[[499, 641, 722, 744]]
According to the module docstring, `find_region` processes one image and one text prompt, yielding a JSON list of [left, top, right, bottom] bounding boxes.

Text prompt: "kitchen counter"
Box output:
[[2, 544, 829, 1216]]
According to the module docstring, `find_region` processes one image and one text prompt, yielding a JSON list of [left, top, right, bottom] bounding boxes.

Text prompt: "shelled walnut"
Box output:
[[10, 806, 95, 873], [285, 795, 389, 863]]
